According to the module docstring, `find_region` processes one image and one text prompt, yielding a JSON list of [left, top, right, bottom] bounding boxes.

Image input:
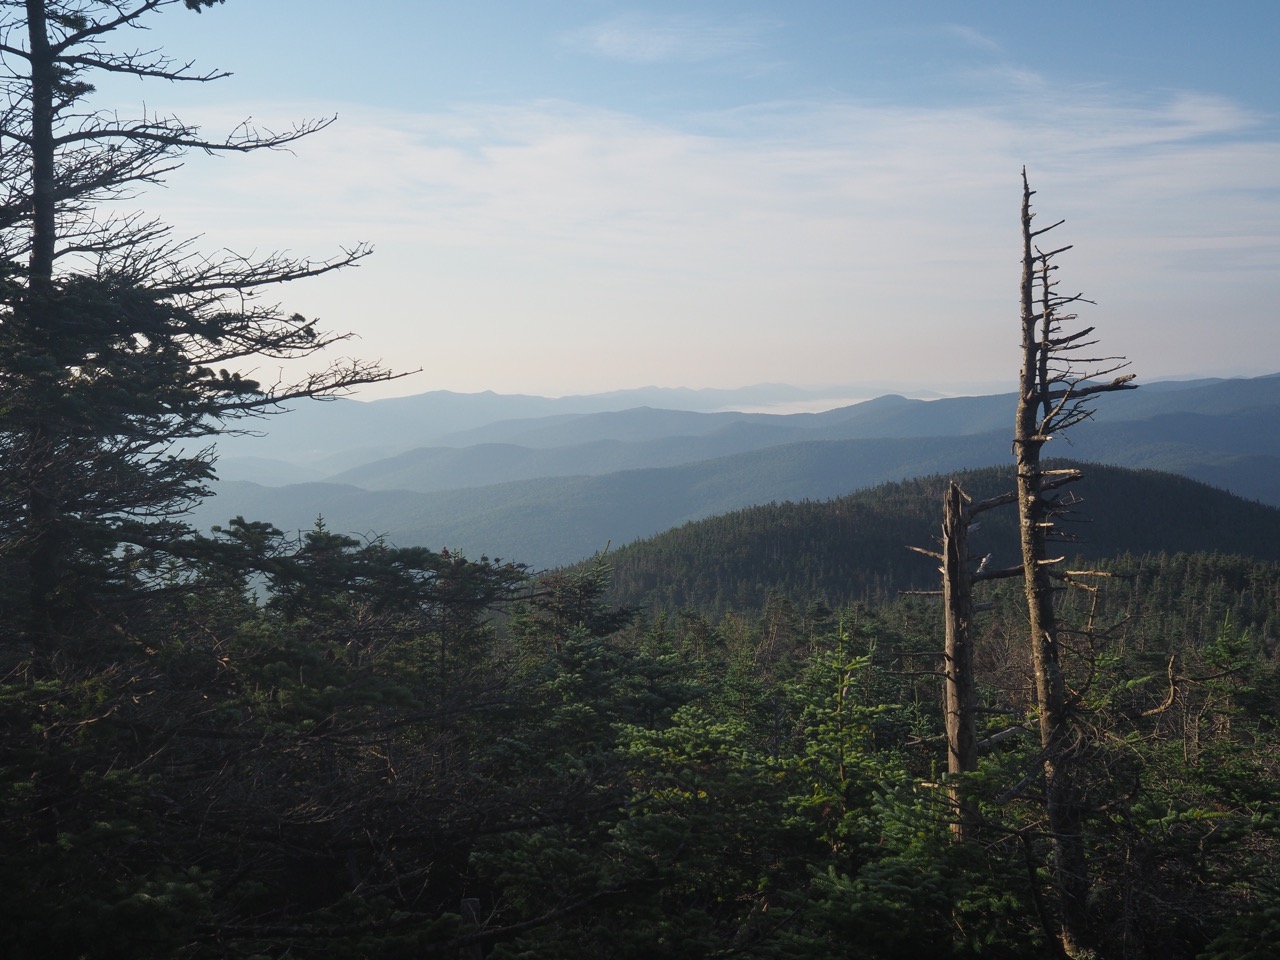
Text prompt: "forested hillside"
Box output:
[[599, 463, 1280, 614]]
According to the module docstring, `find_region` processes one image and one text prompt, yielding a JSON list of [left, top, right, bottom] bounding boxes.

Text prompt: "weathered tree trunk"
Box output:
[[22, 0, 60, 645], [1016, 171, 1097, 960], [917, 171, 1132, 952], [25, 0, 56, 282], [941, 481, 979, 841]]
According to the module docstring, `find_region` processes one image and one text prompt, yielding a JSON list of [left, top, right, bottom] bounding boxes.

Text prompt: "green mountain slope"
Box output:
[[595, 464, 1280, 615]]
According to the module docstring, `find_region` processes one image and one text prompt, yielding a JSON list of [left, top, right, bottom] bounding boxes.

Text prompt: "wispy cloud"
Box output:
[[140, 84, 1280, 394], [944, 24, 1005, 56], [564, 13, 776, 64]]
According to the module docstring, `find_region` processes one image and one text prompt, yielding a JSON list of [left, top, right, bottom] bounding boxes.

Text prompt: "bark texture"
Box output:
[[1016, 169, 1135, 959]]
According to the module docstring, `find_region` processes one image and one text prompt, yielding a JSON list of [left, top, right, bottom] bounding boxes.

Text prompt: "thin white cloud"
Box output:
[[565, 13, 776, 64], [944, 24, 1005, 56], [133, 84, 1280, 395]]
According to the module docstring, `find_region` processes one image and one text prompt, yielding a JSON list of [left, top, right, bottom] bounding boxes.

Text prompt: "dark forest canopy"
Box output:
[[0, 4, 1278, 959]]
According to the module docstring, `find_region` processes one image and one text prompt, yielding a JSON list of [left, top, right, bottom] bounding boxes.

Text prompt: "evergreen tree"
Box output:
[[0, 0, 399, 646]]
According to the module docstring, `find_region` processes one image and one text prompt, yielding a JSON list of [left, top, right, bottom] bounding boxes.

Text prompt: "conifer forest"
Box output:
[[1, 4, 1277, 959]]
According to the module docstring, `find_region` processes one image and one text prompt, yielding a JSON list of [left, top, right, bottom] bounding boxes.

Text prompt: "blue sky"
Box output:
[[88, 1, 1280, 398]]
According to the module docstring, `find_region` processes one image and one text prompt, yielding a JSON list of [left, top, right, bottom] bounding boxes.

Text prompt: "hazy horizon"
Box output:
[[333, 368, 1274, 407], [83, 2, 1280, 401]]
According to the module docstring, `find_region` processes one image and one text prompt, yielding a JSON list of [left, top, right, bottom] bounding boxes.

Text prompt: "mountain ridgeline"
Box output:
[[198, 373, 1280, 569], [590, 463, 1280, 616]]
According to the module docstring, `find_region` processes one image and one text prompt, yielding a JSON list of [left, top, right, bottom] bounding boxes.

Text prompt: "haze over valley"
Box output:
[[199, 372, 1280, 570]]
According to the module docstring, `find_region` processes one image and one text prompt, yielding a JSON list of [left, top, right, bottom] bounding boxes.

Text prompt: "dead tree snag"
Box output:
[[1016, 169, 1135, 959]]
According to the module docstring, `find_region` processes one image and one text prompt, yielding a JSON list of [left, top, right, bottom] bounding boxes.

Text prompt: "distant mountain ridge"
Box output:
[[212, 382, 901, 473], [193, 374, 1280, 569]]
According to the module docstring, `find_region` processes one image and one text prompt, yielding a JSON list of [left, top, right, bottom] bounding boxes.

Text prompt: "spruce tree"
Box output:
[[0, 0, 399, 645]]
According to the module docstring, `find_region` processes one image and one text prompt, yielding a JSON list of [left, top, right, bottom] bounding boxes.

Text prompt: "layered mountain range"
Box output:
[[194, 374, 1280, 569]]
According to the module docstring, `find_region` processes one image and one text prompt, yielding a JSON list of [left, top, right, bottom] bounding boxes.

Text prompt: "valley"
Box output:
[[198, 373, 1280, 569]]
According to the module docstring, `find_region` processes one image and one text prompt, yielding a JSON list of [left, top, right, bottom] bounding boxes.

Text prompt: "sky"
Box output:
[[83, 0, 1280, 399]]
